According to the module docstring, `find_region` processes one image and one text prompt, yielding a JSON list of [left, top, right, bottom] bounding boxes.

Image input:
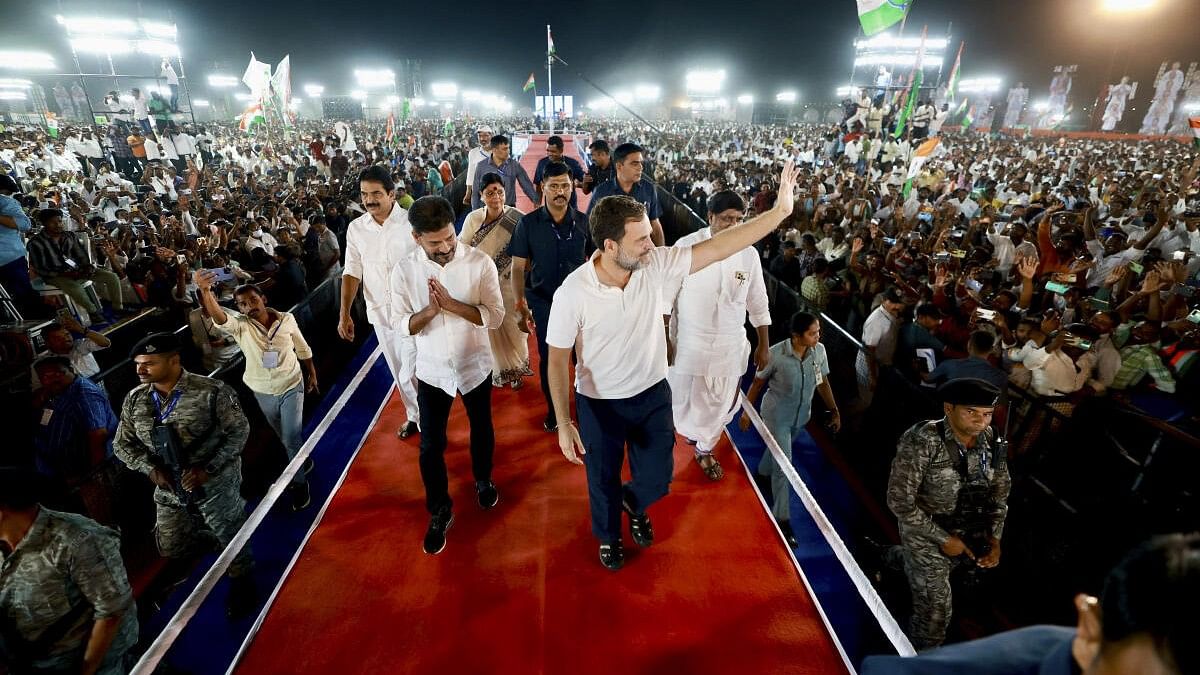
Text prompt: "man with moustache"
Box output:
[[509, 162, 589, 432], [463, 126, 494, 208], [194, 274, 319, 511], [547, 161, 800, 570], [339, 165, 421, 438]]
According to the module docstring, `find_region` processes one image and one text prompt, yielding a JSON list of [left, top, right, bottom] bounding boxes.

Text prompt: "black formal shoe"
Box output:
[[397, 421, 419, 439], [287, 481, 311, 511], [225, 575, 258, 620], [598, 540, 625, 570], [622, 499, 654, 548], [542, 413, 557, 433], [778, 520, 800, 549], [423, 509, 454, 555], [302, 457, 315, 476], [476, 480, 499, 510]]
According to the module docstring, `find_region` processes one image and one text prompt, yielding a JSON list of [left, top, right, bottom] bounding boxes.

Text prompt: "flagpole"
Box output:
[[547, 24, 554, 134]]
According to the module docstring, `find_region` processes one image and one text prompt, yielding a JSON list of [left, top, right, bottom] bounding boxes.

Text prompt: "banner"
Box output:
[[1003, 83, 1029, 128], [1139, 61, 1186, 135], [1039, 65, 1076, 129]]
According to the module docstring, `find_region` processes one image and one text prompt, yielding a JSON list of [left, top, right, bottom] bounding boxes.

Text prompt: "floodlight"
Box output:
[[634, 84, 661, 101], [855, 34, 949, 51], [0, 78, 33, 88], [354, 69, 395, 89], [957, 77, 1003, 94], [70, 38, 134, 55], [776, 91, 798, 104], [463, 90, 482, 102], [0, 91, 28, 101], [614, 90, 633, 105], [136, 40, 179, 57], [208, 75, 239, 88], [854, 54, 943, 68], [685, 69, 726, 94], [0, 51, 56, 70], [430, 82, 458, 99], [192, 98, 210, 107], [737, 94, 754, 105], [139, 20, 178, 38], [58, 16, 138, 36]]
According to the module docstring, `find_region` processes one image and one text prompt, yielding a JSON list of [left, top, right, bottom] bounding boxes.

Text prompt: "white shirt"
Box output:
[[548, 247, 693, 399], [132, 93, 149, 120], [464, 146, 491, 194], [862, 305, 899, 366], [161, 62, 179, 85], [390, 241, 504, 397], [669, 227, 770, 377], [342, 204, 416, 327], [244, 230, 278, 256], [1019, 347, 1093, 396]]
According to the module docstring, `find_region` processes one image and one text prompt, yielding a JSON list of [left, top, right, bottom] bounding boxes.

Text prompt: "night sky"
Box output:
[[5, 0, 1199, 111]]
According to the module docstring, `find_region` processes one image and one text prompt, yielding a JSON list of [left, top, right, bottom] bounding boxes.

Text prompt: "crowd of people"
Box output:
[[2, 97, 1198, 673]]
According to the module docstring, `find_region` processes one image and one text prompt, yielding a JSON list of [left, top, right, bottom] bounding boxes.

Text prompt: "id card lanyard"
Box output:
[[257, 314, 284, 369], [152, 389, 183, 423]]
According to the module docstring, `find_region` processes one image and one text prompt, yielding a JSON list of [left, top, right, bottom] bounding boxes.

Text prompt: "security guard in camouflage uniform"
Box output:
[[0, 467, 137, 674], [885, 378, 1011, 650], [113, 332, 257, 617]]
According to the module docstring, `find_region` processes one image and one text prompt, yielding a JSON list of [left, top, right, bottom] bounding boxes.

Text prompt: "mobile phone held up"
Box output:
[[1046, 281, 1071, 295]]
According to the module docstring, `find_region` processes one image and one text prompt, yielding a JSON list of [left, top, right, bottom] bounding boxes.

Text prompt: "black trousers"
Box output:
[[576, 380, 675, 542], [528, 295, 554, 416], [416, 378, 494, 515]]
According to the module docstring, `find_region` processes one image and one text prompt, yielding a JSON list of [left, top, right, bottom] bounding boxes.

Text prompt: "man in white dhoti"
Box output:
[[666, 190, 771, 481], [1004, 83, 1029, 128], [1101, 77, 1134, 132], [338, 165, 421, 438], [1140, 62, 1184, 135]]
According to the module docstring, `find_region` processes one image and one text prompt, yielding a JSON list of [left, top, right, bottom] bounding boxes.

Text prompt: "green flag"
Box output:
[[523, 73, 536, 92], [962, 105, 975, 130], [893, 67, 923, 139], [857, 0, 910, 36]]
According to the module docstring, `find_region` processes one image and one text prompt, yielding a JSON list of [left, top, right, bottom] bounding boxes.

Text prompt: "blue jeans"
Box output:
[[253, 384, 306, 486]]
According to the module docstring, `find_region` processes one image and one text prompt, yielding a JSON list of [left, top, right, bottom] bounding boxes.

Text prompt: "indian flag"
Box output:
[[547, 26, 556, 55], [238, 102, 264, 133], [857, 0, 910, 36], [962, 105, 975, 130], [907, 137, 941, 180], [945, 41, 964, 100], [523, 73, 536, 92], [1191, 116, 1200, 148]]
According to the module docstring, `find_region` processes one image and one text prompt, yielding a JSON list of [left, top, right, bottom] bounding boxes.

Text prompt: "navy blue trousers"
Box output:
[[576, 380, 675, 542]]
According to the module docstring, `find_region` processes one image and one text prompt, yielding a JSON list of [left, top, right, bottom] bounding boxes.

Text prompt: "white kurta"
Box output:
[[666, 227, 771, 453]]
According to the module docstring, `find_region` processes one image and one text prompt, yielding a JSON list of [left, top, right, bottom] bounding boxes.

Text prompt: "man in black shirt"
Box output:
[[508, 163, 587, 432], [768, 240, 803, 289], [581, 140, 615, 195]]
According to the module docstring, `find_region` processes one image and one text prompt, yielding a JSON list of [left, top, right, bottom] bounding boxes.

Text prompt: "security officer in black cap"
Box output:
[[884, 378, 1011, 649], [112, 332, 258, 618]]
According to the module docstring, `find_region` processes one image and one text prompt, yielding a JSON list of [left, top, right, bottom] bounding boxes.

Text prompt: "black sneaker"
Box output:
[[287, 481, 311, 511], [475, 480, 499, 510], [779, 520, 799, 549], [542, 413, 557, 433], [622, 499, 654, 548], [225, 575, 258, 620], [423, 509, 454, 555], [598, 540, 624, 570]]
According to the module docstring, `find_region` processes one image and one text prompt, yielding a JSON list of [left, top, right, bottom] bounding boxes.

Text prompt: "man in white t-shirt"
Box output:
[[462, 126, 493, 207], [160, 58, 180, 111], [855, 288, 906, 411], [546, 161, 800, 570], [130, 88, 151, 135]]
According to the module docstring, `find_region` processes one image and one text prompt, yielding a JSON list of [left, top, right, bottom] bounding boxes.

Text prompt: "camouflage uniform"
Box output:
[[885, 419, 1011, 650], [0, 508, 138, 674], [114, 369, 253, 577]]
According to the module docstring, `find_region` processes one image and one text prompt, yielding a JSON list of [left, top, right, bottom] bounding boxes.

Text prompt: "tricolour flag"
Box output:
[[857, 0, 910, 36], [547, 26, 556, 55], [906, 137, 941, 180], [893, 66, 923, 138], [270, 55, 293, 128], [955, 97, 969, 117], [238, 103, 264, 133], [1190, 116, 1200, 148], [523, 73, 536, 92], [962, 105, 975, 130], [945, 41, 964, 101]]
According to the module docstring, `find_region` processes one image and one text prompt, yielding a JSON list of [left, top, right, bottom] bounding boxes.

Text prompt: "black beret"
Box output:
[[938, 378, 1001, 407], [130, 332, 181, 358]]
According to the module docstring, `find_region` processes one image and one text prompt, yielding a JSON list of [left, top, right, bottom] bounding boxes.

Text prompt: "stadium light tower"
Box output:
[[776, 91, 798, 104], [354, 69, 395, 89]]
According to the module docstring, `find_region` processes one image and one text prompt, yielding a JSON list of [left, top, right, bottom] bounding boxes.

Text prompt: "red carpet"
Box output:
[[514, 134, 592, 214], [235, 338, 847, 674]]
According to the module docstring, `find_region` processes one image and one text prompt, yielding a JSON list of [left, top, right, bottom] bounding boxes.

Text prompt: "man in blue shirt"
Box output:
[[32, 355, 119, 486], [0, 174, 40, 318], [470, 134, 538, 210], [586, 142, 664, 246], [508, 163, 588, 432], [533, 135, 585, 210], [927, 330, 1009, 392]]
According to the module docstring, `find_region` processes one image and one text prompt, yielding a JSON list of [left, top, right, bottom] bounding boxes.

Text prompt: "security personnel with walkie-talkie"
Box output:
[[113, 332, 258, 618], [884, 378, 1011, 650]]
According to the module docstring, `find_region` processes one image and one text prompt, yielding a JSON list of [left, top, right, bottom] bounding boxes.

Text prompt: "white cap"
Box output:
[[476, 126, 493, 134]]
